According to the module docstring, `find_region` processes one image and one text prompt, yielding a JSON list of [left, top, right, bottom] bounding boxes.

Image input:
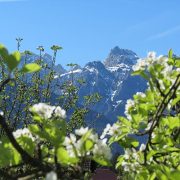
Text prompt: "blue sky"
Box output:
[[0, 0, 180, 67]]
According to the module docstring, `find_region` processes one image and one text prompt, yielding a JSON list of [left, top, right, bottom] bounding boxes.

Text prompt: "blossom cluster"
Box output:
[[63, 127, 112, 161], [124, 99, 135, 120], [100, 123, 121, 139], [132, 51, 168, 72], [121, 144, 147, 172], [29, 103, 66, 120], [13, 128, 35, 141], [132, 52, 180, 92]]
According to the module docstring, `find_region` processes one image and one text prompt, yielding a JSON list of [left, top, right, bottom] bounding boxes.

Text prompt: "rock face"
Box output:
[[21, 46, 147, 132], [104, 46, 138, 66], [53, 46, 146, 132]]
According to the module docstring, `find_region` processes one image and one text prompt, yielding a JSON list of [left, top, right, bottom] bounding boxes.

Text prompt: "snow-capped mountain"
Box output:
[[21, 46, 147, 132], [51, 46, 146, 132]]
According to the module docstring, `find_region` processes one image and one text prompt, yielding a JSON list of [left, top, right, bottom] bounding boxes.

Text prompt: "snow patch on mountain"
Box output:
[[60, 69, 82, 77]]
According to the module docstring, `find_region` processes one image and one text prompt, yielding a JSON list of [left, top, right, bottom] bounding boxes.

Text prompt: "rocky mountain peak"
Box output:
[[85, 61, 105, 70], [84, 61, 108, 75], [43, 53, 52, 61], [110, 46, 136, 56], [104, 46, 138, 67]]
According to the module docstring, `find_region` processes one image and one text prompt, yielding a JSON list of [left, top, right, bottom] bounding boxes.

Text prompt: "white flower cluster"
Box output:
[[46, 171, 57, 180], [125, 99, 135, 120], [122, 160, 140, 172], [30, 103, 66, 119], [145, 121, 153, 131], [121, 144, 146, 172], [0, 110, 4, 116], [100, 123, 121, 139], [75, 127, 89, 136], [139, 143, 146, 151], [63, 127, 112, 161], [135, 92, 146, 98], [121, 148, 141, 172], [132, 51, 169, 72], [13, 128, 35, 141], [132, 58, 147, 71], [93, 138, 112, 160]]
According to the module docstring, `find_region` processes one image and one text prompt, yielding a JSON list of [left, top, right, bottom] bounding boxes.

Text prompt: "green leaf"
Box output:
[[21, 63, 41, 73], [156, 170, 168, 180], [29, 120, 66, 148], [57, 147, 79, 165], [171, 96, 180, 106], [51, 45, 63, 51], [57, 147, 69, 164], [0, 138, 21, 167], [168, 49, 173, 59], [82, 130, 92, 142], [175, 59, 180, 68], [6, 51, 21, 71], [149, 172, 156, 180], [85, 139, 93, 151], [170, 170, 180, 180], [168, 117, 179, 130], [147, 150, 157, 161], [93, 156, 111, 166], [115, 156, 124, 169], [0, 44, 9, 60], [131, 70, 142, 76], [16, 136, 35, 155], [126, 137, 139, 147], [118, 116, 131, 127]]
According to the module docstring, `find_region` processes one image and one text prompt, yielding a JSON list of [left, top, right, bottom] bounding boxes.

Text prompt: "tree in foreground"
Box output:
[[0, 44, 179, 179], [102, 50, 180, 180]]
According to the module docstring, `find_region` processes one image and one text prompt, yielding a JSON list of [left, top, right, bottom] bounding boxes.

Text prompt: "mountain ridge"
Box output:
[[21, 46, 147, 132]]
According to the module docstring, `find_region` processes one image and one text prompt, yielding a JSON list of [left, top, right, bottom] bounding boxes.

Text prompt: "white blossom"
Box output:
[[132, 151, 139, 160], [147, 51, 156, 59], [46, 171, 57, 180], [63, 134, 77, 157], [30, 103, 66, 119], [124, 149, 131, 160], [100, 124, 111, 139], [139, 143, 146, 152], [131, 162, 140, 171], [93, 138, 112, 160], [0, 110, 4, 116], [75, 127, 89, 136], [101, 123, 121, 139], [89, 133, 99, 143], [145, 121, 153, 131], [54, 106, 66, 119], [13, 128, 35, 141], [125, 99, 135, 111], [122, 161, 130, 172], [109, 123, 120, 136], [157, 55, 168, 65], [158, 79, 165, 90], [152, 132, 156, 139], [63, 128, 112, 160], [125, 99, 135, 120], [63, 133, 76, 146], [136, 92, 146, 98], [145, 51, 157, 65], [132, 59, 147, 71]]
